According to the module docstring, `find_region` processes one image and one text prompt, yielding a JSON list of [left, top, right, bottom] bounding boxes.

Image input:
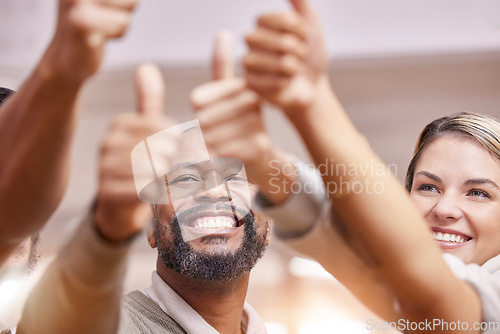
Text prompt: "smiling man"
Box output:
[[121, 120, 270, 334]]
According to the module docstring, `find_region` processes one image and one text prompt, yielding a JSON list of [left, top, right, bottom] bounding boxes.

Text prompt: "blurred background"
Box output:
[[1, 0, 500, 332]]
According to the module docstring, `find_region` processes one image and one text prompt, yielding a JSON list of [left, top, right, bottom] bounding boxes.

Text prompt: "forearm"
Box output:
[[17, 213, 131, 334], [0, 56, 81, 247], [256, 154, 397, 320], [286, 75, 481, 324], [281, 201, 398, 321]]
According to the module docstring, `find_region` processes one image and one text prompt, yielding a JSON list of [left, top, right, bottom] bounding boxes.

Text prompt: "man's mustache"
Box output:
[[174, 202, 250, 223]]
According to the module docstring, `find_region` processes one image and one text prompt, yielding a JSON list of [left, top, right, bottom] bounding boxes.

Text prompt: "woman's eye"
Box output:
[[417, 184, 438, 192], [467, 189, 491, 199]]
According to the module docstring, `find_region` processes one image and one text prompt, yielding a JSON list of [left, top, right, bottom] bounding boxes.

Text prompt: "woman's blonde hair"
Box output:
[[405, 112, 500, 191]]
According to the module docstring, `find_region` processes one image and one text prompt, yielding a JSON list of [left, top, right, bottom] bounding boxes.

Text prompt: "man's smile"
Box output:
[[178, 209, 248, 242]]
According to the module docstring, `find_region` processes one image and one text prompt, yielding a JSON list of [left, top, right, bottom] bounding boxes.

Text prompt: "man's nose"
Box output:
[[193, 178, 230, 202]]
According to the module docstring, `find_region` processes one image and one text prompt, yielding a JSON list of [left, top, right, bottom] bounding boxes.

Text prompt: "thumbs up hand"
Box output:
[[191, 32, 296, 204], [244, 0, 328, 115], [191, 33, 268, 181], [43, 0, 139, 85], [94, 63, 176, 242]]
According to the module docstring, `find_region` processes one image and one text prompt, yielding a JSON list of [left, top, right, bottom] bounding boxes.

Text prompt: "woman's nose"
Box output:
[[432, 193, 463, 223]]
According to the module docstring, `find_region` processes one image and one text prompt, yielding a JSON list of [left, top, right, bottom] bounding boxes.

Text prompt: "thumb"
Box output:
[[212, 30, 234, 80], [135, 63, 165, 117], [289, 0, 314, 18]]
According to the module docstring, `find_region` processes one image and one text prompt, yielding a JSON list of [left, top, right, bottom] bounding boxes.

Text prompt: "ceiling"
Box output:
[[2, 0, 500, 77]]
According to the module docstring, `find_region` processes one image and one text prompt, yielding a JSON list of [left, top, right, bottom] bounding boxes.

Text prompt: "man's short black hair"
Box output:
[[0, 87, 14, 105]]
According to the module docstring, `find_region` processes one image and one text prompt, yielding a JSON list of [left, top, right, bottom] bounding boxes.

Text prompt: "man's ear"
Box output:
[[253, 209, 272, 246], [265, 220, 272, 246], [146, 220, 157, 249]]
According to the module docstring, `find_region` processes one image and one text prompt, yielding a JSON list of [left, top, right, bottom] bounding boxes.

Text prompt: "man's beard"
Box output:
[[154, 205, 268, 284], [0, 233, 41, 281]]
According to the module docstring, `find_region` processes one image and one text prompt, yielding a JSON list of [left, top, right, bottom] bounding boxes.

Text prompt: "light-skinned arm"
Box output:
[[245, 0, 482, 331]]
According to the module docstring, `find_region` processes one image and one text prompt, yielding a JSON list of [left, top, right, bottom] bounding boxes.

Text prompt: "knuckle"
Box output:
[[100, 138, 115, 155], [243, 90, 261, 107], [99, 146, 112, 161], [243, 115, 259, 130], [115, 18, 130, 36], [245, 33, 256, 46], [243, 54, 261, 70], [242, 54, 253, 67], [107, 12, 131, 38], [282, 13, 299, 28], [111, 112, 132, 124], [189, 90, 203, 110], [101, 132, 126, 152], [125, 0, 140, 10], [99, 159, 116, 176], [254, 132, 270, 152], [67, 2, 92, 29], [279, 55, 298, 74], [244, 76, 258, 90], [280, 35, 297, 52], [108, 120, 124, 133], [256, 15, 269, 27]]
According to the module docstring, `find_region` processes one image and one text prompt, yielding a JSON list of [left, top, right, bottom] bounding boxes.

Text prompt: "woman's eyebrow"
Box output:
[[415, 171, 441, 182], [465, 178, 499, 190]]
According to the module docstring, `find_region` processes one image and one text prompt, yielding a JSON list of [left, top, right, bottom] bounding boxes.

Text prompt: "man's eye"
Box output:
[[171, 175, 200, 184], [467, 189, 491, 199], [226, 174, 247, 182], [418, 184, 438, 192]]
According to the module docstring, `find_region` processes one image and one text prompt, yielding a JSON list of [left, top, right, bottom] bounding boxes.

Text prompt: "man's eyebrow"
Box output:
[[465, 178, 500, 190], [415, 171, 441, 183], [169, 161, 198, 172]]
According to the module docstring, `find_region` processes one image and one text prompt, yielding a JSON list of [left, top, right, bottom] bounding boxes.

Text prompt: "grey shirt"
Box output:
[[17, 213, 133, 334], [135, 271, 267, 334]]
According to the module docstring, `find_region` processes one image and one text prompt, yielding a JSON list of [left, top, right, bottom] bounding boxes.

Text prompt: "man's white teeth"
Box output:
[[433, 232, 467, 244], [195, 216, 235, 229]]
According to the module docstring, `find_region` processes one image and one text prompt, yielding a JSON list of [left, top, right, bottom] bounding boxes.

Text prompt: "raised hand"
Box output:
[[244, 0, 328, 114], [94, 63, 176, 242], [42, 0, 139, 84], [191, 32, 267, 179], [190, 32, 297, 204]]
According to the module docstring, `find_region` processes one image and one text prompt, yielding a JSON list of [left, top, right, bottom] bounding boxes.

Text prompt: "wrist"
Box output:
[[284, 74, 334, 123], [251, 148, 298, 205], [93, 204, 135, 244], [92, 197, 151, 244], [36, 43, 87, 89]]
